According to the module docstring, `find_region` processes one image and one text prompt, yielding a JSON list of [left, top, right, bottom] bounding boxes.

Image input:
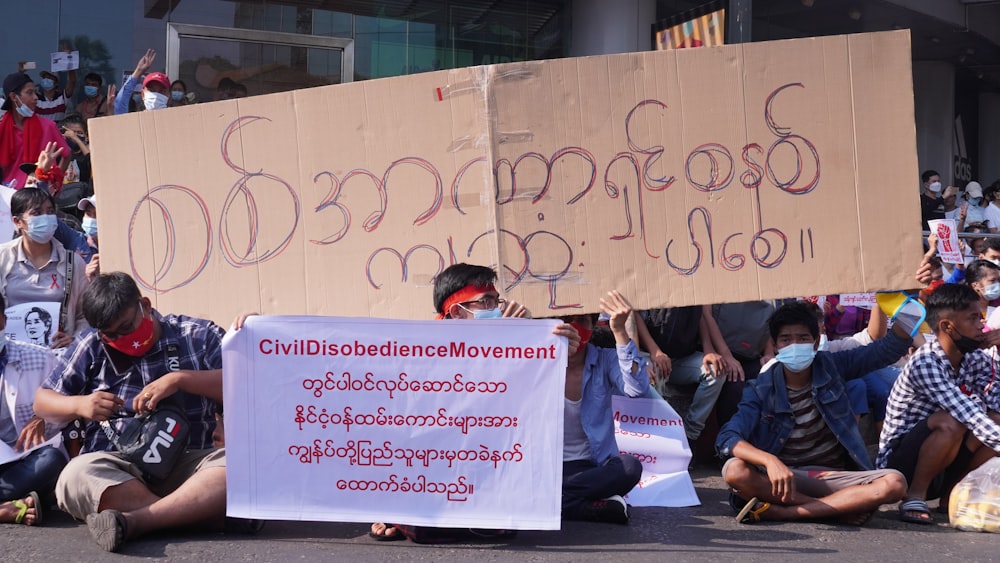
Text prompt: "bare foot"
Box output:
[[369, 522, 402, 540], [1, 495, 38, 525]]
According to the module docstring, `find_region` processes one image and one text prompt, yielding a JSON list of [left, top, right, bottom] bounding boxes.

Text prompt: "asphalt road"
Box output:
[[4, 468, 997, 562]]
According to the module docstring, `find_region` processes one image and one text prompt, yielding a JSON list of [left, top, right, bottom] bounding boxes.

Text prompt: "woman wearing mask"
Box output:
[[169, 80, 190, 107], [0, 73, 71, 189], [958, 181, 987, 232], [0, 188, 89, 348]]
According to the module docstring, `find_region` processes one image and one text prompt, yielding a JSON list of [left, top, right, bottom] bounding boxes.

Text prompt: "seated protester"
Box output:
[[114, 50, 169, 115], [0, 291, 65, 526], [963, 226, 988, 265], [0, 72, 71, 189], [35, 70, 75, 123], [32, 272, 258, 552], [760, 302, 882, 426], [560, 291, 648, 524], [710, 301, 777, 427], [958, 181, 987, 232], [633, 306, 727, 450], [59, 113, 92, 185], [75, 73, 107, 121], [370, 263, 578, 542], [977, 235, 1000, 266], [26, 143, 96, 265], [716, 301, 913, 524], [877, 283, 1000, 525], [965, 259, 1000, 316], [0, 187, 89, 349]]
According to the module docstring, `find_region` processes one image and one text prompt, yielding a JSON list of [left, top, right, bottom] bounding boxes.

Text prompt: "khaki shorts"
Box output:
[[722, 457, 904, 499], [56, 448, 226, 520]]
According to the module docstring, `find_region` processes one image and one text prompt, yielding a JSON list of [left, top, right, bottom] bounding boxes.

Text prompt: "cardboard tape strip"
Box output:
[[435, 64, 540, 101]]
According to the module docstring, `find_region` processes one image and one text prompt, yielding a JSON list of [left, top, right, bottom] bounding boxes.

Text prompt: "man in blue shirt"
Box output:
[[716, 301, 911, 524], [560, 289, 648, 524]]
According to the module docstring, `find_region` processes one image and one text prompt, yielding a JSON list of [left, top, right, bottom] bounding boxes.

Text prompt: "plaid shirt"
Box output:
[[42, 310, 224, 453], [0, 339, 58, 444], [876, 340, 1000, 468]]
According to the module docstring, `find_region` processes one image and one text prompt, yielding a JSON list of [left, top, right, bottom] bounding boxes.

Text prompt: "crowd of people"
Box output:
[[0, 48, 999, 554]]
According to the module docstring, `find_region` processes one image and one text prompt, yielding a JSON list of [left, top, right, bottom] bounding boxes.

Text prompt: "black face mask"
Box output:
[[951, 329, 982, 354]]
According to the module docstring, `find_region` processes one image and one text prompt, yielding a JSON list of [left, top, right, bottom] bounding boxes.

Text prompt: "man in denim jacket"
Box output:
[[715, 301, 911, 524]]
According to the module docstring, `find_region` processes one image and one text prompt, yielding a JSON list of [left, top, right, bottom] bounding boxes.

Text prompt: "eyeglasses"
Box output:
[[99, 302, 144, 341], [457, 296, 506, 312]]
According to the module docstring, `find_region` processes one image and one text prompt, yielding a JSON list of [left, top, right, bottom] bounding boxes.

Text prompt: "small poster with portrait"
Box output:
[[5, 302, 61, 348]]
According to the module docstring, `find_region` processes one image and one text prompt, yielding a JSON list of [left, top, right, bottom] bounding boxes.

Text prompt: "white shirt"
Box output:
[[563, 397, 592, 461], [983, 203, 1000, 231]]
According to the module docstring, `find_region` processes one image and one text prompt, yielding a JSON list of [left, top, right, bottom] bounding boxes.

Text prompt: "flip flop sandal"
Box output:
[[899, 498, 934, 525], [12, 492, 42, 526], [369, 525, 406, 541], [735, 496, 772, 524]]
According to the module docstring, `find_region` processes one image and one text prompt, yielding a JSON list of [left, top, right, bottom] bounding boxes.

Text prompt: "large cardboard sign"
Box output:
[[222, 316, 566, 528], [90, 31, 921, 323]]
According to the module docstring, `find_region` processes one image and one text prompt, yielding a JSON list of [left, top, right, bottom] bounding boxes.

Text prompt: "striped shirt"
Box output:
[[35, 91, 68, 122], [778, 385, 850, 469]]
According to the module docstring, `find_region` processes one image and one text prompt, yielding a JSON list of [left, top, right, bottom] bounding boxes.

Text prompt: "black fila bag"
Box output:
[[101, 398, 191, 481], [99, 345, 191, 481]]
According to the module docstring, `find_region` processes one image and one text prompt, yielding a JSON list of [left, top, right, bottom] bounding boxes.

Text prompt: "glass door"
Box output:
[[166, 23, 353, 103]]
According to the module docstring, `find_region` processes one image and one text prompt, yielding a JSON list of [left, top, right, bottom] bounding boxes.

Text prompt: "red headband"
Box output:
[[436, 283, 497, 319]]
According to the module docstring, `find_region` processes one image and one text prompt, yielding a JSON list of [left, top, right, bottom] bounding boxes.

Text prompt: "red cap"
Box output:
[[142, 72, 170, 91]]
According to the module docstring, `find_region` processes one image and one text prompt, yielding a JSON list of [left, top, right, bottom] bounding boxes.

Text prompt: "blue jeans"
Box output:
[[658, 352, 725, 441], [562, 455, 642, 517], [0, 445, 67, 501], [862, 366, 900, 421], [846, 378, 868, 416]]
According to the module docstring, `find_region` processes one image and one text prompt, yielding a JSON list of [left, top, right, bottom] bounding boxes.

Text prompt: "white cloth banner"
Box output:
[[223, 316, 567, 529], [613, 396, 700, 507]]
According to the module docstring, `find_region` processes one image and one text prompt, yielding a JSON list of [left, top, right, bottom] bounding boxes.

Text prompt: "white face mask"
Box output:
[[143, 90, 168, 110], [929, 181, 942, 193]]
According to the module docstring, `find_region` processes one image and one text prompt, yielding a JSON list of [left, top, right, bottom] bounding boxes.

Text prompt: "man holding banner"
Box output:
[[717, 301, 913, 525], [558, 291, 648, 524], [370, 263, 580, 542]]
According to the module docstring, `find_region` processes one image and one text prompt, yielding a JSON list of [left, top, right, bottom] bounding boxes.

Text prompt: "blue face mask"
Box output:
[[84, 85, 99, 98], [40, 78, 55, 91], [82, 216, 98, 238], [970, 197, 983, 206], [775, 342, 816, 373], [983, 282, 1000, 301], [472, 307, 503, 319], [817, 334, 829, 352], [24, 214, 58, 244], [14, 95, 33, 118], [171, 90, 184, 102]]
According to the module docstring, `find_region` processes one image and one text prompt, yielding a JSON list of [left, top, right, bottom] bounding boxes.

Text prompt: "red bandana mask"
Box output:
[[569, 322, 592, 348], [105, 306, 156, 357]]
